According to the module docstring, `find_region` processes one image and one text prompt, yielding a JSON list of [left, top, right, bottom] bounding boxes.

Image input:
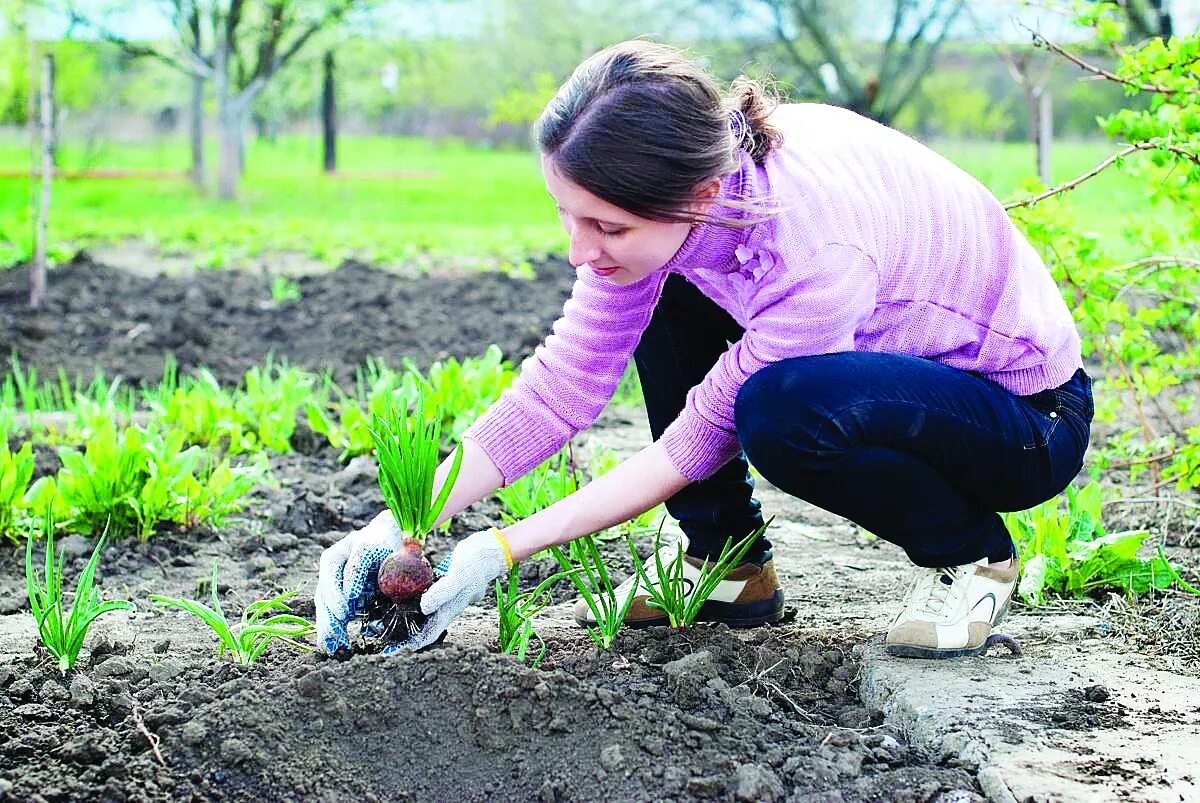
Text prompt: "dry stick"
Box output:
[[131, 704, 167, 768]]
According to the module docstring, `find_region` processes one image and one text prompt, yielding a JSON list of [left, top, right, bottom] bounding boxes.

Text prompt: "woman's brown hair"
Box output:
[[534, 40, 783, 226]]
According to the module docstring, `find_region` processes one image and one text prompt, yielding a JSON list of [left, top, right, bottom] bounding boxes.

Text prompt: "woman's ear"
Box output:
[[688, 177, 722, 215]]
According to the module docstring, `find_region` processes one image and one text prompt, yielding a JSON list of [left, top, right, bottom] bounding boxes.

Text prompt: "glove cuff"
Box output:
[[489, 526, 514, 568]]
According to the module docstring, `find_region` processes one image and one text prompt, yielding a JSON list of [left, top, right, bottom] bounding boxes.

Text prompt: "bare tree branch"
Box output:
[[1004, 141, 1200, 210], [1019, 21, 1176, 94], [879, 0, 965, 121]]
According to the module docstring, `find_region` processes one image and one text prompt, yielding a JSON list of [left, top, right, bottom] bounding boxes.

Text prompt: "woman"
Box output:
[[315, 40, 1092, 660]]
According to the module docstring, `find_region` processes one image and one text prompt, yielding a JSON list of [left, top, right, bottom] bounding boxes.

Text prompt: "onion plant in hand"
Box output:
[[26, 509, 134, 674], [366, 396, 463, 645], [628, 518, 773, 630]]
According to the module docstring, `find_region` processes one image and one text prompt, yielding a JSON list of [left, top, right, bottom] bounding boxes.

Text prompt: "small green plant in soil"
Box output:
[[495, 563, 579, 669], [270, 275, 302, 304], [550, 534, 636, 650], [366, 396, 463, 645], [54, 419, 267, 540], [1, 437, 36, 544], [145, 364, 258, 455], [1004, 484, 1199, 605], [26, 510, 134, 674], [403, 344, 516, 443], [151, 564, 315, 665], [235, 359, 315, 453], [628, 519, 772, 631]]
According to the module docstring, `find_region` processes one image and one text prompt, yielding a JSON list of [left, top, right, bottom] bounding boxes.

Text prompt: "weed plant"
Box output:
[[627, 520, 772, 630], [26, 510, 134, 674], [550, 535, 636, 650], [1004, 484, 1199, 605], [151, 564, 314, 665]]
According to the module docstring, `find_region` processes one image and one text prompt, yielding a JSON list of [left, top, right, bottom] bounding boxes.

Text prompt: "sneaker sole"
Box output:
[[884, 599, 1012, 660], [575, 590, 786, 630]]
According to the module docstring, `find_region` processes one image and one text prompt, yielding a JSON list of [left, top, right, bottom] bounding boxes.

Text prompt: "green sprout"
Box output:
[[26, 510, 134, 674], [550, 534, 636, 650], [495, 563, 580, 668], [627, 519, 772, 630], [150, 564, 315, 665]]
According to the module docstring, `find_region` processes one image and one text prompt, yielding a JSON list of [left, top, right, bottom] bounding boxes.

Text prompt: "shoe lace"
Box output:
[[904, 566, 968, 618]]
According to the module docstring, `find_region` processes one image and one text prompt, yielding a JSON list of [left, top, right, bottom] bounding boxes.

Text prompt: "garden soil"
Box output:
[[0, 252, 1084, 801]]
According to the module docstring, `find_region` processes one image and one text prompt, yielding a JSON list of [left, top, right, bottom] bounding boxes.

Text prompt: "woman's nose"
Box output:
[[568, 230, 602, 268]]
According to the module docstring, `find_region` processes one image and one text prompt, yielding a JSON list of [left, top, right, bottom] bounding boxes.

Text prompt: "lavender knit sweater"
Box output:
[[464, 104, 1082, 484]]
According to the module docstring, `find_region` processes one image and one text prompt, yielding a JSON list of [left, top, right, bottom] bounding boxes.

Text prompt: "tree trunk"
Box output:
[[322, 50, 336, 173], [189, 72, 205, 189], [1035, 89, 1052, 186], [215, 40, 240, 200], [32, 54, 54, 310]]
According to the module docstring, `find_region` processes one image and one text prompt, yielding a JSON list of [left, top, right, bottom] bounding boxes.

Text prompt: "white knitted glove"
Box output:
[[383, 528, 512, 654], [315, 509, 403, 654]]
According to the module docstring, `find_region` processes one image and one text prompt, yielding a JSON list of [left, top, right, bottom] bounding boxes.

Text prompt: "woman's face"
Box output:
[[541, 154, 715, 286]]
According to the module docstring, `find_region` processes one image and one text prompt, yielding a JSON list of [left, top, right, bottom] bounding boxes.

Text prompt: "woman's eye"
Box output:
[[598, 225, 626, 237]]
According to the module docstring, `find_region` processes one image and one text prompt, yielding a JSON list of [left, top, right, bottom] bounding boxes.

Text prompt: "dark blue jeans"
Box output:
[[634, 273, 1093, 568]]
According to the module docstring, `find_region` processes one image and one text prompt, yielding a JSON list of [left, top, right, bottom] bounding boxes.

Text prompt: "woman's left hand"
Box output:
[[385, 528, 513, 653]]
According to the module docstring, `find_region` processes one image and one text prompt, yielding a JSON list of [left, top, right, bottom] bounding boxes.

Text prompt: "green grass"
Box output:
[[0, 133, 1173, 270], [0, 134, 565, 269]]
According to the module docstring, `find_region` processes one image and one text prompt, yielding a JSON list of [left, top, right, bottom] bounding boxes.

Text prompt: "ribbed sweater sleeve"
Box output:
[[660, 240, 878, 481], [462, 267, 667, 485]]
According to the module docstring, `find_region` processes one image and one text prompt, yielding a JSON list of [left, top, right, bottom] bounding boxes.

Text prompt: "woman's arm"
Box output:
[[496, 440, 690, 561], [430, 438, 504, 529]]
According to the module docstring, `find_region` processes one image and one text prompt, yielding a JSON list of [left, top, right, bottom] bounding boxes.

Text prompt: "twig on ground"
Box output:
[[131, 704, 167, 768]]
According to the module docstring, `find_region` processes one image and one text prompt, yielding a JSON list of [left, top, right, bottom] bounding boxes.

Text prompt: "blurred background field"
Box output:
[[1, 0, 1196, 271], [0, 136, 1176, 271]]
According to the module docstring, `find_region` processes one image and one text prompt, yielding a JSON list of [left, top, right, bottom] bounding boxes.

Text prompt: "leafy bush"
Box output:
[[1010, 8, 1200, 494], [1004, 484, 1198, 605]]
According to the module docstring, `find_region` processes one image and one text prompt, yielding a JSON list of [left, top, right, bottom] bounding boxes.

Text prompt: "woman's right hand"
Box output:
[[314, 509, 404, 654]]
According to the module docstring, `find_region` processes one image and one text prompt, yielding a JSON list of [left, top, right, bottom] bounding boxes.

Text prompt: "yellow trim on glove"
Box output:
[[489, 526, 514, 568]]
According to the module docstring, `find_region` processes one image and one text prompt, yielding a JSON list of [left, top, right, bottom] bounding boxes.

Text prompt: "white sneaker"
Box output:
[[885, 558, 1019, 658], [572, 535, 785, 628]]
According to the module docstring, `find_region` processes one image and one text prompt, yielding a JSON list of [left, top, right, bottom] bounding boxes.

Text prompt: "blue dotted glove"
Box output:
[[314, 510, 403, 654], [382, 528, 511, 655]]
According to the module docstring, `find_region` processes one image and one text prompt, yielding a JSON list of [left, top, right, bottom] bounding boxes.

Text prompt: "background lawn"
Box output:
[[0, 133, 1175, 270]]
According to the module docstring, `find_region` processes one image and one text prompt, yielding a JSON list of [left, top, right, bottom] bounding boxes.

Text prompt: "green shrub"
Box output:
[[1004, 484, 1199, 605]]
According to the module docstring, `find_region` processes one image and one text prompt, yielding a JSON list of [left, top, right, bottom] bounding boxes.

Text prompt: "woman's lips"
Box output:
[[591, 265, 621, 276]]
